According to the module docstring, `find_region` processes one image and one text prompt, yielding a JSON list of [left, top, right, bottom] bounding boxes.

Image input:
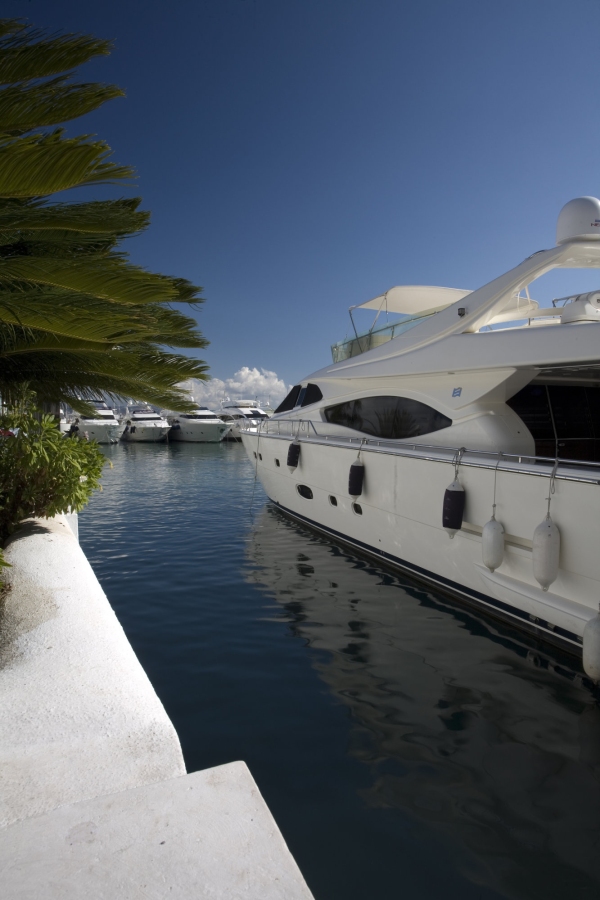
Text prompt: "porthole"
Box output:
[[297, 484, 313, 500], [352, 502, 363, 515], [275, 458, 280, 467], [329, 495, 338, 506]]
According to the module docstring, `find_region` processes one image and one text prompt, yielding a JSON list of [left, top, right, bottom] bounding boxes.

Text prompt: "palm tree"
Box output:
[[0, 18, 208, 412]]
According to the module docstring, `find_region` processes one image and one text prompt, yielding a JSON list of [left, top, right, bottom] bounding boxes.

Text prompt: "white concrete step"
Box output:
[[0, 761, 314, 899]]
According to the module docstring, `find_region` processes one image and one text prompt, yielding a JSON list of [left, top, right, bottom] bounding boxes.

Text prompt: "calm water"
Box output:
[[79, 441, 600, 900]]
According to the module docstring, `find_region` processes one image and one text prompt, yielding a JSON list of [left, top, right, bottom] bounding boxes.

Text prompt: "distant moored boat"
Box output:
[[121, 406, 170, 442], [165, 407, 231, 442]]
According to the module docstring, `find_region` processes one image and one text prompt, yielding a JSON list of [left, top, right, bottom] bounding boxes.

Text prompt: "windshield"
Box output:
[[82, 414, 116, 420], [184, 414, 218, 420]]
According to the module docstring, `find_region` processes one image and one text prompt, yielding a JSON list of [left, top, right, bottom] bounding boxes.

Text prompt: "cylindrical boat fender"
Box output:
[[443, 479, 465, 538], [482, 517, 505, 572], [349, 458, 365, 497], [532, 516, 560, 591], [287, 440, 301, 470], [583, 606, 600, 682]]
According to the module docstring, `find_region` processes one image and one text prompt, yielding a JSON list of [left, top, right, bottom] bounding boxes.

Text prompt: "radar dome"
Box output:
[[556, 196, 600, 244]]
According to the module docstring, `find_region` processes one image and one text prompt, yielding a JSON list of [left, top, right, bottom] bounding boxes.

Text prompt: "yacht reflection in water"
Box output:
[[247, 504, 600, 899]]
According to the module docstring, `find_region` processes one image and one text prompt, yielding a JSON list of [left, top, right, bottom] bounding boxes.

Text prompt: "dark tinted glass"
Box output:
[[274, 385, 301, 414], [551, 386, 593, 439], [508, 383, 600, 461], [324, 396, 451, 439], [300, 384, 323, 407], [507, 384, 554, 441]]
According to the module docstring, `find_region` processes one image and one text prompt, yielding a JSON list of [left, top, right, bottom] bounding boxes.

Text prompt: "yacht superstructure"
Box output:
[[167, 407, 231, 442], [121, 407, 170, 442], [240, 197, 600, 679], [219, 401, 269, 441]]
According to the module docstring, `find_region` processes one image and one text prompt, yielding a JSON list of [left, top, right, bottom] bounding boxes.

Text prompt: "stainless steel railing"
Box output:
[[239, 417, 600, 485]]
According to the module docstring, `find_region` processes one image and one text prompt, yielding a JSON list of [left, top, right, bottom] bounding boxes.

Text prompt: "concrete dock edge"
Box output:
[[0, 516, 313, 898]]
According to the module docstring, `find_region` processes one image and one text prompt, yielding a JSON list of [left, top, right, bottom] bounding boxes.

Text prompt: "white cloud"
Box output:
[[186, 367, 290, 409]]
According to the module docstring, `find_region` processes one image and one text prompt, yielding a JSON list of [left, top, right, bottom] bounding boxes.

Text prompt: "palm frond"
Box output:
[[0, 197, 149, 236], [0, 130, 133, 197], [0, 19, 210, 409], [0, 77, 124, 133], [0, 256, 192, 304], [0, 290, 155, 345], [0, 229, 119, 256], [0, 21, 112, 84], [0, 344, 209, 412], [0, 289, 208, 348]]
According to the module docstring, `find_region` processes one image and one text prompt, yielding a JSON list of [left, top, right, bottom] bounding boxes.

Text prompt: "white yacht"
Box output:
[[219, 400, 269, 441], [121, 406, 170, 443], [240, 197, 600, 680], [167, 407, 231, 442], [76, 401, 125, 444]]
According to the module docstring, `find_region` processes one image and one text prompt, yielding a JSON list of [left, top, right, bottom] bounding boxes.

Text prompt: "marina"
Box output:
[[58, 402, 274, 444], [79, 441, 600, 899], [2, 6, 600, 897]]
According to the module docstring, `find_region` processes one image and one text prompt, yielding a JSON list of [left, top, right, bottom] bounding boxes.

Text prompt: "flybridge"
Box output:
[[331, 284, 541, 363], [331, 286, 468, 362], [330, 196, 600, 369]]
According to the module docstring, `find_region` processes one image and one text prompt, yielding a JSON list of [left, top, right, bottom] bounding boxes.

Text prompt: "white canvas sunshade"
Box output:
[[352, 285, 472, 316]]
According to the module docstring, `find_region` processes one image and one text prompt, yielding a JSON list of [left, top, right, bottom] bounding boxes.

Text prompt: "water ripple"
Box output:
[[80, 442, 600, 900]]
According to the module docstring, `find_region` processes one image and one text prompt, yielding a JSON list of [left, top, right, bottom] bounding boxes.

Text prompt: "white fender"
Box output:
[[532, 516, 560, 591], [482, 517, 505, 572], [583, 607, 600, 682]]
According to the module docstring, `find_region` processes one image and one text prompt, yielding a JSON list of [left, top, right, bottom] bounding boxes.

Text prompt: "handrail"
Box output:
[[330, 311, 439, 363], [238, 417, 600, 484]]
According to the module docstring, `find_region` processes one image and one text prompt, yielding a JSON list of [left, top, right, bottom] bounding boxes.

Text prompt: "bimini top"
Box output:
[[352, 285, 471, 316]]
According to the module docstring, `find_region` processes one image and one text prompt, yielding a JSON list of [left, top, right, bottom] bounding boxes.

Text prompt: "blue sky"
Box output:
[[9, 0, 600, 392]]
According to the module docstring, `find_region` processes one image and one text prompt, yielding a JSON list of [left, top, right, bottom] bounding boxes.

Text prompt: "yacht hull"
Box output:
[[169, 421, 230, 442], [79, 422, 125, 444], [222, 422, 242, 441], [242, 431, 599, 657], [121, 424, 170, 443]]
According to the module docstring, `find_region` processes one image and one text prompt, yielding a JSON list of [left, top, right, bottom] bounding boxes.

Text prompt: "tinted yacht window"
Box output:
[[508, 383, 600, 461], [300, 383, 323, 407], [507, 385, 554, 444], [274, 385, 302, 414], [324, 396, 451, 439]]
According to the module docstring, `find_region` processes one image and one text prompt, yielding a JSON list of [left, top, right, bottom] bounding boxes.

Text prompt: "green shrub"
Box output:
[[0, 407, 106, 544]]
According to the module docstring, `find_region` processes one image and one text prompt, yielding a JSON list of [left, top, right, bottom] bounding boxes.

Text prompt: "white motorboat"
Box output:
[[167, 407, 231, 442], [240, 196, 600, 679], [219, 400, 269, 441], [121, 406, 170, 442], [75, 401, 125, 444]]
